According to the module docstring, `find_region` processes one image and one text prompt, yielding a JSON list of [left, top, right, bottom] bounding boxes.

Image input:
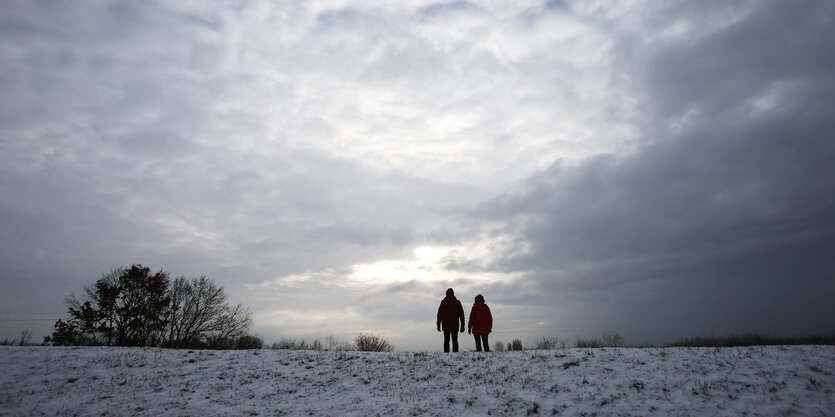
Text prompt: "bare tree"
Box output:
[[206, 303, 253, 349], [166, 275, 227, 348], [166, 275, 252, 348]]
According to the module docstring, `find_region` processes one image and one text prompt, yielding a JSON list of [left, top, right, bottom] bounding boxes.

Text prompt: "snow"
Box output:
[[1, 345, 833, 416]]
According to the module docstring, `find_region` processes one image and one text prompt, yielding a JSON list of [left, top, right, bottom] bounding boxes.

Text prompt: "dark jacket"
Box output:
[[437, 295, 465, 332], [468, 301, 493, 335]]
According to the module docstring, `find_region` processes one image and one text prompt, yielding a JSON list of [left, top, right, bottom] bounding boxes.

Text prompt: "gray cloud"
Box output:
[[2, 0, 833, 349]]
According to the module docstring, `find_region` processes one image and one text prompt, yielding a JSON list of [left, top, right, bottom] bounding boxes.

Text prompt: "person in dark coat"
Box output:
[[437, 288, 465, 352], [467, 294, 493, 352]]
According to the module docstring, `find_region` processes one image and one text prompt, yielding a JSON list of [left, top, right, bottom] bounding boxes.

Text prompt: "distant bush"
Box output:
[[235, 335, 264, 350], [271, 338, 321, 350], [354, 333, 394, 352], [574, 331, 624, 348], [575, 336, 602, 348], [493, 341, 505, 352], [270, 336, 353, 351], [510, 339, 523, 351], [535, 336, 567, 350], [1, 329, 33, 346], [666, 332, 835, 347]]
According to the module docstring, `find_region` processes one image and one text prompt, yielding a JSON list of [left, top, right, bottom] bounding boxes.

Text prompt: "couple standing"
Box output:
[[436, 288, 492, 352]]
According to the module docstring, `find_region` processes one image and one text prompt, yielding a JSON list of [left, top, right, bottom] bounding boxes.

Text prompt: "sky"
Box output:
[[1, 0, 834, 351]]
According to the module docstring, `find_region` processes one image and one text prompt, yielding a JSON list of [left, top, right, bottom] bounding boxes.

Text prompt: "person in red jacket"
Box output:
[[436, 288, 465, 352], [468, 294, 493, 352]]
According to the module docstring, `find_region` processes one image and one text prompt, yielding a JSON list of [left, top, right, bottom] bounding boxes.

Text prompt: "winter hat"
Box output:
[[475, 294, 484, 303], [446, 288, 454, 296]]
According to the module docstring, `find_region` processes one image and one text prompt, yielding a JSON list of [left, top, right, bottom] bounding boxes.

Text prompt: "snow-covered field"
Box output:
[[1, 345, 833, 416]]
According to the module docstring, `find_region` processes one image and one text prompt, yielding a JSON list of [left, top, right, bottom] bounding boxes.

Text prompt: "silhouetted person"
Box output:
[[468, 294, 493, 352], [437, 288, 465, 352]]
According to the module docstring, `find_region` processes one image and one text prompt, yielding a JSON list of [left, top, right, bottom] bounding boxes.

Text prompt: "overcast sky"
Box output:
[[2, 0, 834, 350]]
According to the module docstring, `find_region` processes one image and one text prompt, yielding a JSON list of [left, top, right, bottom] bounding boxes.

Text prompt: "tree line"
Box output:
[[46, 264, 254, 349]]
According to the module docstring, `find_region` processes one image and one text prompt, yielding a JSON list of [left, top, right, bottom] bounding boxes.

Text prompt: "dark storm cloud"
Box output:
[[643, 1, 835, 120], [476, 0, 835, 343]]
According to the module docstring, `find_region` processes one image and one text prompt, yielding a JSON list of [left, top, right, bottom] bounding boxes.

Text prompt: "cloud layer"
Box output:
[[2, 0, 833, 349]]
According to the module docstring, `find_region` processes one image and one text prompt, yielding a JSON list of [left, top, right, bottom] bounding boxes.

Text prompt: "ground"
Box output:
[[1, 345, 833, 416]]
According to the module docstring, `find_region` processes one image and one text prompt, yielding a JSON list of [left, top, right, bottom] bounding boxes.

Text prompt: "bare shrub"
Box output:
[[602, 331, 624, 347], [17, 329, 32, 346], [493, 341, 505, 352], [324, 335, 352, 351], [354, 333, 394, 352]]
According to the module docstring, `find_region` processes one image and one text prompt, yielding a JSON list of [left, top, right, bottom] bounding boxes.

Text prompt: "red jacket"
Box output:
[[468, 302, 492, 335], [437, 296, 465, 332]]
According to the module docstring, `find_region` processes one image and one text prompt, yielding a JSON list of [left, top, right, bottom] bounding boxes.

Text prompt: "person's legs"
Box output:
[[474, 334, 482, 352], [482, 334, 490, 352], [443, 331, 451, 352], [451, 331, 459, 352]]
